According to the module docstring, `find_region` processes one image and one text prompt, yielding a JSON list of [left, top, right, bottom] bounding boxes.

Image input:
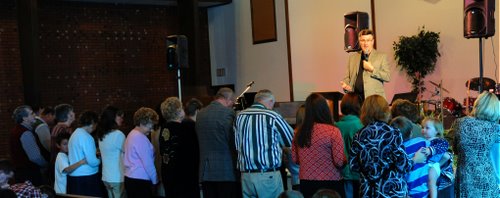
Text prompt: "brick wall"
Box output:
[[0, 1, 211, 159], [0, 1, 24, 159]]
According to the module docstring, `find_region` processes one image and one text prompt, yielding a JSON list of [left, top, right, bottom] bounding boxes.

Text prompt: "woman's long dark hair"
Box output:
[[295, 93, 334, 148], [96, 106, 123, 141]]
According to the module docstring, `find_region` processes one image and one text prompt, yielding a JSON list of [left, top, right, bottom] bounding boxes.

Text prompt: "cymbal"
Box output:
[[429, 81, 450, 93], [466, 77, 496, 91]]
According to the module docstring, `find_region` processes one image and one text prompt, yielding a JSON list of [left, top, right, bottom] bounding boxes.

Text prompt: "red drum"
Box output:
[[442, 97, 462, 115], [463, 97, 477, 107]]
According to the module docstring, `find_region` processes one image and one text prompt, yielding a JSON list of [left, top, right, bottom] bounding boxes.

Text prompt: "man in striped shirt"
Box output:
[[234, 89, 294, 198]]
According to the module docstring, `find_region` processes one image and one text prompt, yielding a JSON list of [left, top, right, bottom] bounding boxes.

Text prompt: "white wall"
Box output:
[[375, 0, 499, 103], [208, 0, 499, 103], [207, 3, 236, 86], [288, 0, 370, 100], [208, 0, 291, 101], [233, 0, 291, 101]]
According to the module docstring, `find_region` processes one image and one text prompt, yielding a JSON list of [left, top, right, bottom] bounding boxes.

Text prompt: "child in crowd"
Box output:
[[391, 116, 430, 198], [1, 159, 45, 197], [54, 132, 86, 194], [421, 117, 452, 198], [311, 189, 342, 198], [278, 190, 304, 198]]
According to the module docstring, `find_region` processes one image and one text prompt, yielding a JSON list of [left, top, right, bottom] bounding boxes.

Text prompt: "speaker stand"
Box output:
[[177, 68, 182, 101], [478, 37, 484, 93]]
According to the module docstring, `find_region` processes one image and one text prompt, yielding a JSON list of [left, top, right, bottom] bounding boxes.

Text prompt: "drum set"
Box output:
[[418, 77, 497, 129]]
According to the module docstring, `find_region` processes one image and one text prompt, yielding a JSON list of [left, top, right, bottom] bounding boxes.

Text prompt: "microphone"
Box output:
[[363, 51, 369, 61], [246, 81, 255, 87]]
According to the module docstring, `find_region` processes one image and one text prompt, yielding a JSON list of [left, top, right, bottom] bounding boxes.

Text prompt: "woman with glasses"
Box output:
[[123, 107, 159, 197]]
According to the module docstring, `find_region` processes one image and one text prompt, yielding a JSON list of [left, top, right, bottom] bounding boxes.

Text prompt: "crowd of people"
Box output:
[[3, 86, 499, 198]]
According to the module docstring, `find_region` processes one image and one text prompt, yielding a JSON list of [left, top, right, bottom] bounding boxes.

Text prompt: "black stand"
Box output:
[[478, 38, 484, 93], [234, 82, 254, 110], [177, 68, 182, 101]]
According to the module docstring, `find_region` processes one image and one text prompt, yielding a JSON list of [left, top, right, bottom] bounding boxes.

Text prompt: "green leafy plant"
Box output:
[[393, 27, 441, 92]]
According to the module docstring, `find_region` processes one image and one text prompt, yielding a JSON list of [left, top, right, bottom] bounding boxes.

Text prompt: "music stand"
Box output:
[[390, 92, 418, 105], [314, 92, 344, 121], [243, 92, 257, 107]]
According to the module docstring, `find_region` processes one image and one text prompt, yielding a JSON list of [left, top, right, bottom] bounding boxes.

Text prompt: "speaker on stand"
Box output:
[[167, 35, 189, 101], [464, 0, 495, 38], [463, 0, 495, 93], [344, 12, 369, 52]]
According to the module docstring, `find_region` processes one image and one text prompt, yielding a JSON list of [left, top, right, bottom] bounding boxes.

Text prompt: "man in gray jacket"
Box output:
[[341, 29, 390, 101], [195, 87, 240, 198]]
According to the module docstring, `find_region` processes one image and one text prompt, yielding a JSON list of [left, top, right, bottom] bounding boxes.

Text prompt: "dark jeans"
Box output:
[[67, 173, 103, 197], [124, 176, 153, 198], [438, 183, 454, 198], [201, 181, 242, 198], [300, 180, 345, 198]]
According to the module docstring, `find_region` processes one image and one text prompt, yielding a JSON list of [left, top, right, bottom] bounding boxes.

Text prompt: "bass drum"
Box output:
[[442, 97, 462, 117]]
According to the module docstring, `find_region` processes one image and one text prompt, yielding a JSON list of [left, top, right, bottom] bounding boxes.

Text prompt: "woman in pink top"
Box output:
[[123, 107, 159, 198], [292, 93, 347, 198]]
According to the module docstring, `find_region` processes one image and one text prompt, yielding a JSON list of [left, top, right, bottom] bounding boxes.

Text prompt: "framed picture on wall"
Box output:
[[250, 0, 277, 44]]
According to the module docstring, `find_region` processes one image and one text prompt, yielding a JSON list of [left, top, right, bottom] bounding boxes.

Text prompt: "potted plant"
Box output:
[[393, 27, 441, 93]]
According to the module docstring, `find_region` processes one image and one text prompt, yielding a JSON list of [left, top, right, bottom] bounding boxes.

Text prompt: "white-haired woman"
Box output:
[[159, 97, 200, 198]]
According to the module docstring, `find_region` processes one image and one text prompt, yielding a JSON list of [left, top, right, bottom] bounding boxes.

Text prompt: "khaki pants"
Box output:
[[103, 181, 126, 198], [241, 171, 283, 198]]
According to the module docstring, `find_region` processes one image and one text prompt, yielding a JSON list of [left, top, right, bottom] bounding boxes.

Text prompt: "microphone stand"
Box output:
[[234, 82, 254, 110]]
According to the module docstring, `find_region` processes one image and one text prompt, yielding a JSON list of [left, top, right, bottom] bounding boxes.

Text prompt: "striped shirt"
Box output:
[[234, 103, 293, 171], [404, 137, 431, 198]]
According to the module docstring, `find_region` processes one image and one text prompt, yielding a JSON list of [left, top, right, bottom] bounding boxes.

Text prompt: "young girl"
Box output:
[[54, 132, 86, 194], [421, 117, 451, 198]]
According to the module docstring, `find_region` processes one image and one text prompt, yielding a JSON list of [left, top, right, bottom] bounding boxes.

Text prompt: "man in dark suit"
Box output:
[[341, 29, 391, 101], [195, 87, 241, 198]]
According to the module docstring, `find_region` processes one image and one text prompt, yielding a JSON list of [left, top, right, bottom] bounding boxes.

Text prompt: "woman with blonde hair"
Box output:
[[159, 97, 200, 198], [349, 95, 426, 197], [450, 91, 500, 197]]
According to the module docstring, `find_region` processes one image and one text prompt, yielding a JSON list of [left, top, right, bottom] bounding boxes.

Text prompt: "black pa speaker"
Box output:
[[166, 35, 189, 69], [344, 12, 369, 52], [464, 0, 495, 38]]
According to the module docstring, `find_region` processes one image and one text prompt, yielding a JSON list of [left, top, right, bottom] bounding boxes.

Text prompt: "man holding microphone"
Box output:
[[341, 29, 391, 103]]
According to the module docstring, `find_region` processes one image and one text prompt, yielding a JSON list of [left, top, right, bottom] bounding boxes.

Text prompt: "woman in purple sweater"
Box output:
[[123, 107, 159, 197]]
